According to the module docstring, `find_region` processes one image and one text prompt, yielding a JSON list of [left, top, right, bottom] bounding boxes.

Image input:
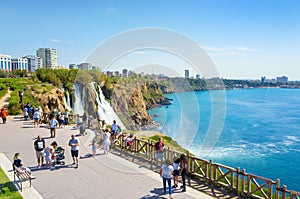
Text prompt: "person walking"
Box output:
[[172, 157, 181, 189], [90, 139, 97, 157], [110, 120, 118, 141], [103, 129, 111, 155], [34, 135, 45, 168], [180, 154, 188, 192], [49, 114, 59, 138], [69, 134, 79, 168], [64, 110, 69, 126], [33, 108, 41, 128], [154, 137, 165, 163], [160, 159, 174, 199], [0, 107, 8, 124]]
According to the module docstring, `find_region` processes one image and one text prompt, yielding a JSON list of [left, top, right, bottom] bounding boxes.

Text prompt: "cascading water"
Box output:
[[73, 84, 85, 115], [62, 88, 72, 111], [92, 82, 125, 129]]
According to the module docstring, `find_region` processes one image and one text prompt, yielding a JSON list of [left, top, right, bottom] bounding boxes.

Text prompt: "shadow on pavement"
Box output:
[[140, 187, 166, 199]]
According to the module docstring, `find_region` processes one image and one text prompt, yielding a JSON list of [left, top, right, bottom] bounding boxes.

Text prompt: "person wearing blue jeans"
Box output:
[[160, 159, 174, 198]]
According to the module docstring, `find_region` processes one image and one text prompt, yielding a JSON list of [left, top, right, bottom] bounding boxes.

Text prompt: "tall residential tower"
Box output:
[[36, 48, 58, 69]]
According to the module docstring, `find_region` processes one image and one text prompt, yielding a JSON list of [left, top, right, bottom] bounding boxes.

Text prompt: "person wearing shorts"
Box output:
[[34, 135, 45, 168], [69, 134, 79, 168]]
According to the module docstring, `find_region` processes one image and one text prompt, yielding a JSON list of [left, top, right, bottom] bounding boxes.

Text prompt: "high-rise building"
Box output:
[[36, 48, 58, 68], [11, 58, 28, 71], [0, 54, 12, 72], [277, 76, 288, 84], [24, 55, 43, 72], [184, 69, 189, 78]]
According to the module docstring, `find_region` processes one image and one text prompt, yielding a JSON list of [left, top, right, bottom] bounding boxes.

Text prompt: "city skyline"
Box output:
[[1, 0, 300, 79]]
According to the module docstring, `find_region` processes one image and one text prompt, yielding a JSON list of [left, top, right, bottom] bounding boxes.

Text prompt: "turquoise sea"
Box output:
[[148, 88, 300, 191]]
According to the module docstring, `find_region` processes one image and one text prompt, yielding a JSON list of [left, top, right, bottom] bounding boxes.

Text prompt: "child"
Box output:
[[90, 139, 97, 157]]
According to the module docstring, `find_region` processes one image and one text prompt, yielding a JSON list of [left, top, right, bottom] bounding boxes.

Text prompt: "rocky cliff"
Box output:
[[28, 86, 67, 113], [111, 82, 152, 130], [110, 80, 170, 130]]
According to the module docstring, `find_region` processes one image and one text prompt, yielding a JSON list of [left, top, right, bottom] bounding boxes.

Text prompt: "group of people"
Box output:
[[160, 154, 188, 199], [12, 114, 190, 198], [23, 104, 43, 128], [155, 137, 188, 198], [33, 134, 80, 169], [13, 133, 80, 177]]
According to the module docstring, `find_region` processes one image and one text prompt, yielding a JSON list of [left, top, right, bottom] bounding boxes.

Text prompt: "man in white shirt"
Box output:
[[49, 115, 58, 138]]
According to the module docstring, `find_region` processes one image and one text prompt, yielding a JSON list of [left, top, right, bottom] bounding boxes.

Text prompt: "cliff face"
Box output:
[[111, 83, 153, 130], [29, 87, 67, 113], [110, 80, 172, 130]]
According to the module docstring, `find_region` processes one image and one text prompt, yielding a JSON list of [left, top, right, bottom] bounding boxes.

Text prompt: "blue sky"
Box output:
[[1, 0, 300, 79]]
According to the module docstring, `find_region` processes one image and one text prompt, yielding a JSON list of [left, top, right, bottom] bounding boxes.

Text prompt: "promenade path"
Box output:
[[0, 115, 231, 199], [0, 89, 11, 109]]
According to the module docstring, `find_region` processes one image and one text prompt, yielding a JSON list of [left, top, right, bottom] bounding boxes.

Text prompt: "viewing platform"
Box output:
[[0, 116, 236, 199]]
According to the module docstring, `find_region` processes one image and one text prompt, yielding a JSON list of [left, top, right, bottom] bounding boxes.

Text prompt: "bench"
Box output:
[[13, 165, 32, 191]]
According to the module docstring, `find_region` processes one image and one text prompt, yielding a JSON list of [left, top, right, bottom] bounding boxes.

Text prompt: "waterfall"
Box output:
[[92, 82, 125, 129], [73, 84, 85, 115], [62, 88, 72, 111]]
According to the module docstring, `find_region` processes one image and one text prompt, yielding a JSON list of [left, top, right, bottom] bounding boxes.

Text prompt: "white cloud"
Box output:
[[228, 46, 258, 52], [204, 45, 259, 56], [51, 38, 61, 43]]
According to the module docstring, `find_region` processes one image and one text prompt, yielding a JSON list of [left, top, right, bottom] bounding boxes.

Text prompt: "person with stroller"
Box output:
[[45, 141, 58, 169]]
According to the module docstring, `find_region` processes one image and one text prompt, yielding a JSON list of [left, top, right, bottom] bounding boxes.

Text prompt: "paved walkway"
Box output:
[[0, 116, 218, 199], [0, 89, 11, 109]]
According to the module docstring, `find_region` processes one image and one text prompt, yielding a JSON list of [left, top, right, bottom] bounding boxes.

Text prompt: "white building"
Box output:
[[36, 48, 58, 68], [11, 58, 28, 71], [24, 55, 43, 72], [0, 54, 12, 71]]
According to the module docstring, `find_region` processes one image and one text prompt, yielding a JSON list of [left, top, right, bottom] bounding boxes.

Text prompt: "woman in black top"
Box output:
[[180, 154, 187, 192]]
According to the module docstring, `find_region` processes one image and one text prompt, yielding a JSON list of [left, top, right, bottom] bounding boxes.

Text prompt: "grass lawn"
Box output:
[[0, 167, 22, 199]]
